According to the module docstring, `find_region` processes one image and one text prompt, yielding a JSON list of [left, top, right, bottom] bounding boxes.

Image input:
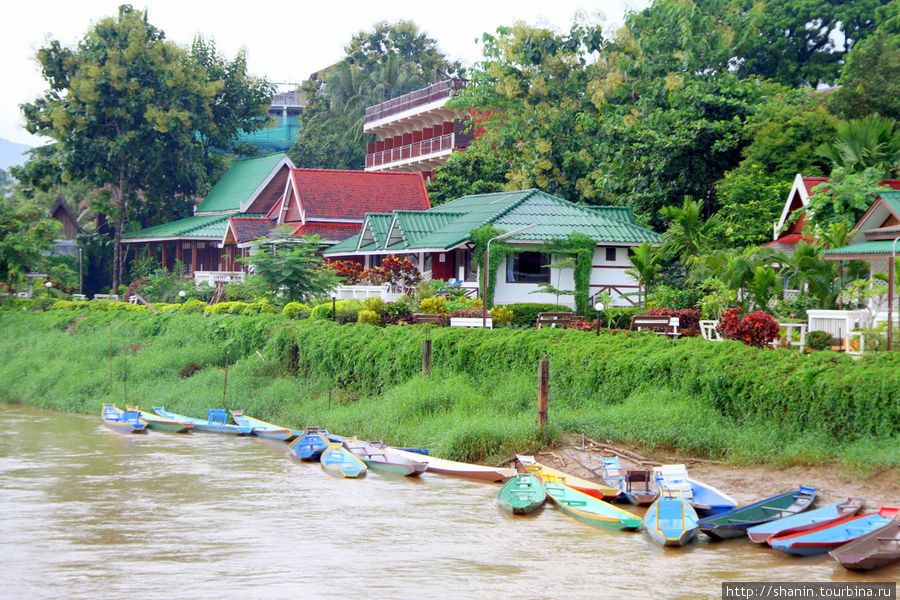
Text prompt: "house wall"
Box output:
[[490, 246, 639, 309]]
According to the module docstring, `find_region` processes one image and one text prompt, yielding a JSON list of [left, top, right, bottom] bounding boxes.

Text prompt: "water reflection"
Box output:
[[0, 404, 896, 599]]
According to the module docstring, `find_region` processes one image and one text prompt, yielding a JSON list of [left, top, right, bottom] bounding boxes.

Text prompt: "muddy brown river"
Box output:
[[1, 404, 896, 599]]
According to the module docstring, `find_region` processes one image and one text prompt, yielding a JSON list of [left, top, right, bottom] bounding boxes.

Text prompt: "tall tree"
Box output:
[[21, 5, 271, 290], [345, 20, 463, 83], [0, 196, 60, 289]]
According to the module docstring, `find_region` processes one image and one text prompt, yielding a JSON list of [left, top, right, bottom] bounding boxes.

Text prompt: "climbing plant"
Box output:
[[544, 233, 596, 316], [470, 225, 514, 309]]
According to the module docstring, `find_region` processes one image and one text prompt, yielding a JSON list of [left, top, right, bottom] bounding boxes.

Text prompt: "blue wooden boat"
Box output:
[[644, 491, 700, 546], [699, 486, 817, 539], [152, 407, 253, 435], [747, 497, 865, 544], [288, 427, 331, 461], [101, 403, 148, 433], [770, 506, 900, 556], [320, 442, 367, 478], [229, 410, 295, 441], [126, 405, 193, 433], [497, 473, 547, 514]]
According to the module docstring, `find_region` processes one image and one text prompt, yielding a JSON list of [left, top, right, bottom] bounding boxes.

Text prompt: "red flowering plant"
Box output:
[[378, 255, 422, 288], [570, 320, 596, 331], [647, 308, 701, 330], [323, 259, 363, 284], [716, 307, 780, 348]]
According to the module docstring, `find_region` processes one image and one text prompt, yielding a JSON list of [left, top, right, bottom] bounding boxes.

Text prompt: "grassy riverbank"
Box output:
[[0, 308, 897, 471]]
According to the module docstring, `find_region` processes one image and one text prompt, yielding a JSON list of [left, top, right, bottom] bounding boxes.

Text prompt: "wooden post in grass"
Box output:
[[537, 357, 549, 427], [422, 339, 432, 376]]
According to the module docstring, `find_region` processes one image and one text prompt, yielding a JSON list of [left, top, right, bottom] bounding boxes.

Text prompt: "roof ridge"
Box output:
[[478, 189, 537, 228], [289, 167, 425, 176]]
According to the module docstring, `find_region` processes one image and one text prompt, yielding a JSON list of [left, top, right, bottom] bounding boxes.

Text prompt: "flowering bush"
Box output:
[[716, 307, 780, 348], [324, 259, 364, 284], [647, 308, 701, 330]]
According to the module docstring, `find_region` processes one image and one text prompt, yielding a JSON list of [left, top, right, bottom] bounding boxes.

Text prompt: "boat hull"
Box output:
[[152, 407, 252, 435], [517, 455, 619, 499], [101, 404, 147, 433], [497, 474, 547, 514], [392, 449, 515, 482], [320, 444, 367, 478], [747, 498, 865, 544], [230, 411, 295, 441], [348, 443, 427, 477], [644, 495, 699, 547], [289, 429, 330, 461], [770, 509, 899, 556], [699, 487, 818, 540], [543, 475, 641, 530], [829, 518, 900, 570]]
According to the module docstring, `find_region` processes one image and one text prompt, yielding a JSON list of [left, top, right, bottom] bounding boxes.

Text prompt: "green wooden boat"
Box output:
[[497, 473, 547, 514], [127, 405, 193, 433], [542, 473, 642, 530], [698, 486, 817, 539]]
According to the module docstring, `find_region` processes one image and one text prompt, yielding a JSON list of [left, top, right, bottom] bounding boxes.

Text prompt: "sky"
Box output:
[[1, 0, 650, 147]]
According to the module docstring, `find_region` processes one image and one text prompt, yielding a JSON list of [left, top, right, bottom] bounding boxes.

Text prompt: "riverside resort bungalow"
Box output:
[[323, 189, 660, 308]]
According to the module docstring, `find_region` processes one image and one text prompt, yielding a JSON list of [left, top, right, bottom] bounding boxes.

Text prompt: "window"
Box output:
[[507, 252, 550, 283], [605, 247, 616, 261]]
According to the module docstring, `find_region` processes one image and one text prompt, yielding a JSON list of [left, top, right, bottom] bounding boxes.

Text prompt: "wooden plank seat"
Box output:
[[535, 312, 574, 329], [629, 314, 680, 336], [412, 313, 447, 326]]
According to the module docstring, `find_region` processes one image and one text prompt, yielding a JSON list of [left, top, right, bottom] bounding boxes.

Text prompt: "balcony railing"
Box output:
[[365, 79, 467, 123], [366, 133, 460, 168]]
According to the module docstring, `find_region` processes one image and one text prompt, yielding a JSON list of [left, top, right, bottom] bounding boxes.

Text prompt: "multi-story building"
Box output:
[[364, 79, 472, 179]]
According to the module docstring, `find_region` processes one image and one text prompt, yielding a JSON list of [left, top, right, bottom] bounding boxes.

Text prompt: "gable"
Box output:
[[242, 163, 292, 214], [198, 153, 293, 214]]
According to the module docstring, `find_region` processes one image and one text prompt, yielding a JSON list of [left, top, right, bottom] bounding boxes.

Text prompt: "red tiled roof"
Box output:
[[291, 222, 361, 242], [265, 195, 284, 220], [289, 169, 430, 220], [229, 217, 275, 244], [763, 233, 815, 248]]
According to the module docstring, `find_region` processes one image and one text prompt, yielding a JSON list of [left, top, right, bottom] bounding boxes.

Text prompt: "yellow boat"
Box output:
[[542, 473, 642, 530], [516, 454, 620, 500]]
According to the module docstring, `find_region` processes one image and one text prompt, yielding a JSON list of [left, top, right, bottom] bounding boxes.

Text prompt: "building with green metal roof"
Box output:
[[326, 188, 660, 307]]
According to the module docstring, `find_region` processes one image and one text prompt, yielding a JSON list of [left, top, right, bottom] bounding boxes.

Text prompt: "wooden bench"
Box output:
[[535, 312, 574, 329], [412, 313, 446, 326], [629, 315, 680, 337]]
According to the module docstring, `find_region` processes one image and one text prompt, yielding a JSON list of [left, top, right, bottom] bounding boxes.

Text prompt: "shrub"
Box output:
[[646, 284, 703, 310], [600, 306, 643, 329], [647, 308, 701, 330], [418, 296, 447, 314], [310, 300, 364, 324], [446, 297, 482, 313], [362, 297, 386, 314], [570, 320, 596, 331], [807, 330, 832, 351], [717, 307, 780, 348], [324, 259, 364, 285], [384, 296, 414, 324], [180, 299, 207, 313], [773, 296, 817, 322], [490, 305, 514, 328], [208, 302, 247, 315], [357, 309, 381, 325], [282, 302, 310, 319], [504, 303, 573, 328], [448, 307, 489, 318], [243, 301, 277, 315]]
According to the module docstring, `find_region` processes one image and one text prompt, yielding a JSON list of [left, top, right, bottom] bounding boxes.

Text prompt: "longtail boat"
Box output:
[[152, 407, 252, 435], [229, 410, 295, 441], [288, 427, 331, 461], [747, 497, 865, 544], [391, 449, 516, 482], [770, 506, 900, 556], [496, 473, 547, 514], [699, 486, 817, 540], [346, 439, 427, 477], [320, 442, 367, 478], [644, 492, 700, 546], [101, 403, 148, 433], [516, 454, 619, 500], [829, 516, 900, 570], [542, 473, 641, 530], [126, 405, 193, 433]]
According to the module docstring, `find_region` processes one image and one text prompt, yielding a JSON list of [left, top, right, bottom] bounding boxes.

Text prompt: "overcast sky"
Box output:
[[1, 0, 649, 146]]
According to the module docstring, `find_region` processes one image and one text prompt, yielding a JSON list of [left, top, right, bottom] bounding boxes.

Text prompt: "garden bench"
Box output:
[[629, 315, 680, 337], [699, 320, 723, 341], [535, 312, 573, 329], [412, 313, 446, 326]]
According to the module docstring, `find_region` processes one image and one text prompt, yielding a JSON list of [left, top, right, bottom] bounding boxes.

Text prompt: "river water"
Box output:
[[0, 404, 896, 600]]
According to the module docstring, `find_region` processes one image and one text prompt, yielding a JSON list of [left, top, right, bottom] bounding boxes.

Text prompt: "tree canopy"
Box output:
[[21, 5, 272, 290]]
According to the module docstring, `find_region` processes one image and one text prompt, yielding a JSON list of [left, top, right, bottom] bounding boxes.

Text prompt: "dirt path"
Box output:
[[534, 438, 900, 508]]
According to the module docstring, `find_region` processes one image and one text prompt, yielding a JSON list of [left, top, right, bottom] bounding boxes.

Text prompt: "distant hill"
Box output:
[[0, 138, 32, 172]]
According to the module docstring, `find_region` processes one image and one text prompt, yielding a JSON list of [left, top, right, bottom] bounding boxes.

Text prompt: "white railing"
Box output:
[[334, 285, 404, 302], [194, 271, 245, 287]]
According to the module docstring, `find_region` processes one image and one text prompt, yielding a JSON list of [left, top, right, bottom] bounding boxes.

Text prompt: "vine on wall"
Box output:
[[545, 233, 596, 316]]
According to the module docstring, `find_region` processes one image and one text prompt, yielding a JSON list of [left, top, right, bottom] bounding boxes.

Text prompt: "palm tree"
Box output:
[[659, 197, 722, 267], [816, 115, 900, 176], [626, 242, 660, 305]]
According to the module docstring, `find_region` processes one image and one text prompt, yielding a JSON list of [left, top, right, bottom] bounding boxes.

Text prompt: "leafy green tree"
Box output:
[[426, 145, 509, 205], [0, 196, 60, 289], [238, 228, 340, 302], [0, 169, 11, 198], [21, 5, 272, 291], [345, 20, 463, 82], [715, 166, 792, 247], [730, 0, 889, 87], [658, 197, 723, 267], [829, 31, 900, 121], [807, 167, 890, 225]]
